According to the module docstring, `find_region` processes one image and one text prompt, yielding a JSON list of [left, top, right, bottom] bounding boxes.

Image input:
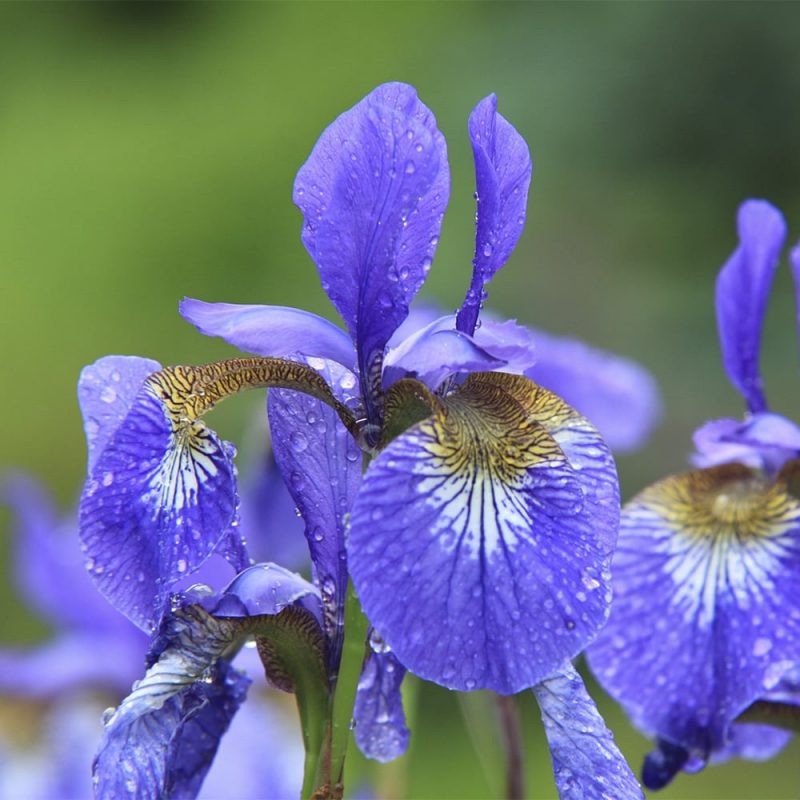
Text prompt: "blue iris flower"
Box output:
[[78, 83, 659, 798], [587, 200, 800, 789]]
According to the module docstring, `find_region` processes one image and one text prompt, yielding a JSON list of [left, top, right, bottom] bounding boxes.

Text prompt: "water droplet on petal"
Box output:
[[100, 386, 117, 404], [290, 432, 308, 453]]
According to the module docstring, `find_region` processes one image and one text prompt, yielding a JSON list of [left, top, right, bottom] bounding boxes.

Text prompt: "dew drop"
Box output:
[[581, 573, 601, 591], [404, 161, 416, 175], [100, 386, 117, 404], [753, 637, 773, 656], [290, 432, 309, 453], [177, 559, 188, 574]]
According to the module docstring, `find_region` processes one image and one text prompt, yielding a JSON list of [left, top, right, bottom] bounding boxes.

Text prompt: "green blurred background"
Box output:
[[2, 2, 799, 798]]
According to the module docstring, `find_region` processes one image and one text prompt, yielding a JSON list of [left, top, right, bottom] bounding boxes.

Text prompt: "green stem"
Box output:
[[326, 579, 370, 797]]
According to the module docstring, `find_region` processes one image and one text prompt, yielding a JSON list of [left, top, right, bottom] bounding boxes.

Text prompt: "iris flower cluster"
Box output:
[[74, 83, 662, 799], [588, 200, 800, 789]]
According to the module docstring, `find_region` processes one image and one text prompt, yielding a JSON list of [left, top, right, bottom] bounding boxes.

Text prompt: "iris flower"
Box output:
[[587, 200, 800, 789], [79, 83, 655, 798]]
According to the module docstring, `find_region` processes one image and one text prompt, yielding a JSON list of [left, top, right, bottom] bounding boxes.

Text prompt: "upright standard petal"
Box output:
[[523, 328, 662, 453], [179, 299, 357, 371], [587, 461, 800, 784], [715, 200, 786, 413], [78, 355, 161, 473], [268, 359, 362, 672], [457, 94, 532, 336], [348, 373, 618, 694], [533, 661, 643, 800], [293, 82, 449, 416]]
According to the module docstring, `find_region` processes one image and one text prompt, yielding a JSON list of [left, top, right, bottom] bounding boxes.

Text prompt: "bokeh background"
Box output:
[[2, 3, 800, 798]]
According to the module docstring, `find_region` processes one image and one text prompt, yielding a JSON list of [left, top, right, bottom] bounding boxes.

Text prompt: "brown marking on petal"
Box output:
[[144, 357, 358, 437]]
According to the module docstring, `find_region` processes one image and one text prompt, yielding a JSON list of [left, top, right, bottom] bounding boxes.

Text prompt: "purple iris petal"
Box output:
[[353, 632, 409, 763], [198, 693, 303, 800], [94, 662, 249, 800], [791, 242, 800, 352], [692, 412, 800, 473], [268, 359, 362, 670], [471, 318, 538, 374], [0, 632, 145, 698], [179, 299, 357, 371], [716, 200, 787, 414], [457, 95, 532, 336], [79, 382, 239, 632], [293, 82, 449, 416], [78, 355, 161, 473], [523, 328, 662, 453], [532, 661, 643, 800], [3, 473, 125, 634], [587, 463, 800, 771], [213, 563, 320, 619], [712, 664, 799, 765], [348, 377, 618, 693], [237, 450, 308, 570], [94, 597, 258, 800], [712, 724, 793, 765], [383, 314, 506, 390]]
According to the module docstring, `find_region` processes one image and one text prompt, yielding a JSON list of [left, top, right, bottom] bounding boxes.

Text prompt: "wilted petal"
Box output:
[[533, 661, 643, 800], [353, 633, 409, 763], [94, 603, 252, 800], [268, 359, 362, 669], [716, 200, 786, 413], [179, 299, 356, 371], [587, 461, 800, 777], [293, 82, 449, 412], [523, 328, 661, 453], [95, 661, 248, 800], [78, 355, 161, 473], [457, 95, 532, 335], [349, 372, 618, 693]]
